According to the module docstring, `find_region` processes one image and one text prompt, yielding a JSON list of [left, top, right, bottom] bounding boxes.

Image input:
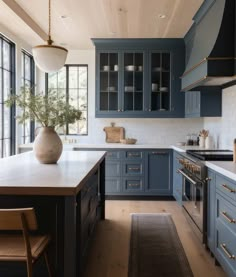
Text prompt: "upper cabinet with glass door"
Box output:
[[150, 52, 170, 112], [93, 39, 185, 118], [123, 52, 144, 113], [98, 52, 119, 112]]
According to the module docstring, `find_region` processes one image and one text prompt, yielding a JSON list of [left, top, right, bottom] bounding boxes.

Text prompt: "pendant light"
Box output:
[[32, 0, 68, 73]]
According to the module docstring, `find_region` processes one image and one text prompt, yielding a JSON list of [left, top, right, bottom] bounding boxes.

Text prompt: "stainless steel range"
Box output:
[[177, 150, 233, 244]]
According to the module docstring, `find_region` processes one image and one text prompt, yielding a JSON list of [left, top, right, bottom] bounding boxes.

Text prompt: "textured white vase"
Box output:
[[33, 127, 63, 164]]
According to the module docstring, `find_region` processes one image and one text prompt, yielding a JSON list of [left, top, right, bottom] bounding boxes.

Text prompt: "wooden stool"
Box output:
[[0, 208, 53, 277]]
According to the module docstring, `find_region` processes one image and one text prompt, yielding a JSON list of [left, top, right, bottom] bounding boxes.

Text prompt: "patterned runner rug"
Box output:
[[128, 213, 194, 277]]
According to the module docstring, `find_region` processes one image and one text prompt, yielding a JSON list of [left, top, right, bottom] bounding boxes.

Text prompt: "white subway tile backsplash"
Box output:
[[204, 85, 236, 150]]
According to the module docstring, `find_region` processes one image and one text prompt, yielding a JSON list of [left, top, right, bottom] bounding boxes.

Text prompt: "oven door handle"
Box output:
[[177, 169, 197, 185]]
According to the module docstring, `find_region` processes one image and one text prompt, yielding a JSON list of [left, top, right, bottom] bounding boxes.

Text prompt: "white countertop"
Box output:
[[18, 143, 236, 181], [19, 143, 203, 151], [0, 151, 106, 195]]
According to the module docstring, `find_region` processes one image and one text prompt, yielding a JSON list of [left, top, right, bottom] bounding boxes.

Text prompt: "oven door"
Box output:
[[178, 169, 203, 233]]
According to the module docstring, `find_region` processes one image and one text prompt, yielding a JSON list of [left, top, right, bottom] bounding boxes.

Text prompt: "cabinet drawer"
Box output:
[[106, 151, 121, 160], [216, 194, 236, 235], [123, 162, 143, 176], [125, 151, 143, 159], [215, 220, 236, 277], [105, 178, 121, 193], [216, 174, 236, 202], [105, 161, 121, 177], [123, 178, 144, 192]]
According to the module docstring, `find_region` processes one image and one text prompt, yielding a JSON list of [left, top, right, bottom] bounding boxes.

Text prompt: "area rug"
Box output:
[[128, 213, 194, 277]]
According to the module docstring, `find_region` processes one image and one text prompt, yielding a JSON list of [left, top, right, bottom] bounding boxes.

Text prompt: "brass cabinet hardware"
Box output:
[[221, 184, 235, 193], [220, 244, 235, 259], [128, 183, 140, 187], [221, 211, 236, 223], [128, 153, 140, 157], [151, 152, 168, 155]]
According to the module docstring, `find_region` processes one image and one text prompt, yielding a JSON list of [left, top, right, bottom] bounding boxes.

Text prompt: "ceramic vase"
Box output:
[[33, 127, 62, 164]]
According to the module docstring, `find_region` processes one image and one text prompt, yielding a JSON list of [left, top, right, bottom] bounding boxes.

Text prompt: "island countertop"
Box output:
[[0, 150, 106, 196]]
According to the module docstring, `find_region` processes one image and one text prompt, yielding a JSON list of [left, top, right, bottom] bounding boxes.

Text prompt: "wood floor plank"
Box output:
[[84, 201, 226, 277]]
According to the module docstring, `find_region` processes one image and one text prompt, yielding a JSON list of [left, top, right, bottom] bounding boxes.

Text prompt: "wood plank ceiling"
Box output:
[[0, 0, 203, 49]]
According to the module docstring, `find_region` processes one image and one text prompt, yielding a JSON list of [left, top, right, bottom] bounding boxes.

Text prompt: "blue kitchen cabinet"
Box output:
[[105, 150, 122, 194], [145, 150, 172, 195], [206, 167, 236, 277], [172, 151, 183, 204], [185, 88, 222, 118], [207, 169, 216, 254], [92, 39, 185, 118]]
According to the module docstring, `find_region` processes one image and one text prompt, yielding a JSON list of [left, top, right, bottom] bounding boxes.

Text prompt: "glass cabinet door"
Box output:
[[99, 53, 119, 111], [150, 52, 170, 111], [123, 52, 144, 111]]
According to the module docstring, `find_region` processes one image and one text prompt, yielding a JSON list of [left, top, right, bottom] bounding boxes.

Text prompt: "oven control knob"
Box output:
[[193, 166, 200, 174], [179, 159, 184, 165]]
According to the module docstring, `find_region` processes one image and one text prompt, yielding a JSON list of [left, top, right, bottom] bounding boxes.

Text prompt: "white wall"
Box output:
[[66, 50, 204, 145], [204, 85, 236, 150]]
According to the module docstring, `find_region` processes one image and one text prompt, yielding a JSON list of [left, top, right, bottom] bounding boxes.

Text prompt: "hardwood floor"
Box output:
[[84, 200, 226, 277]]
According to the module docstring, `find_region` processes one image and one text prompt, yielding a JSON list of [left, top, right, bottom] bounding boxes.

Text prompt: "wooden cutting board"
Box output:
[[103, 123, 125, 143]]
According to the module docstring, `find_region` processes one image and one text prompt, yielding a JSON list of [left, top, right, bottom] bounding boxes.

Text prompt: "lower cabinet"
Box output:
[[145, 150, 172, 195], [105, 149, 172, 196], [75, 148, 172, 196], [206, 169, 236, 277]]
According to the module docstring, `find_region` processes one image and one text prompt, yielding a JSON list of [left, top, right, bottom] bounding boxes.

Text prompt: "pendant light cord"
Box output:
[[48, 0, 53, 45]]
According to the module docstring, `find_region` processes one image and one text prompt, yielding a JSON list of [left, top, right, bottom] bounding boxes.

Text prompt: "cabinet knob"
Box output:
[[149, 109, 151, 112], [117, 109, 121, 112]]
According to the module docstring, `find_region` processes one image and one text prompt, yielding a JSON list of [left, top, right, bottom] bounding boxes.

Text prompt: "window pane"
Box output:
[[69, 67, 78, 88], [25, 55, 31, 80], [3, 71, 10, 100], [58, 68, 66, 88], [4, 106, 10, 138], [3, 138, 10, 157], [3, 41, 10, 70], [79, 67, 87, 88], [79, 111, 87, 134], [21, 50, 35, 143], [48, 72, 58, 89], [47, 65, 88, 136], [0, 140, 2, 157], [0, 73, 2, 103], [78, 89, 87, 110], [0, 105, 2, 139]]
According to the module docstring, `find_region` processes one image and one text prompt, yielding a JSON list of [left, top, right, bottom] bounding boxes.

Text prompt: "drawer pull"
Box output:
[[128, 153, 140, 157], [221, 211, 236, 223], [221, 184, 235, 193], [128, 167, 140, 171], [220, 244, 235, 259], [128, 183, 140, 187], [152, 152, 167, 155]]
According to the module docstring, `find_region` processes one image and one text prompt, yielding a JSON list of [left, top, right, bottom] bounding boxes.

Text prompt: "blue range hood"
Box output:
[[181, 0, 236, 91]]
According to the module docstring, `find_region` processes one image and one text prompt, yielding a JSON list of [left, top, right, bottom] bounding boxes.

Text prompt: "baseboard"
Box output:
[[105, 195, 175, 201]]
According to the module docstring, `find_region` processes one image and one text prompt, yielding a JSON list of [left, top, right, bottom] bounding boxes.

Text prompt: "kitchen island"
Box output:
[[0, 151, 106, 277]]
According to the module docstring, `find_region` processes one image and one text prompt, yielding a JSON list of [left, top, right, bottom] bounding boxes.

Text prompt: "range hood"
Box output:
[[181, 0, 236, 91]]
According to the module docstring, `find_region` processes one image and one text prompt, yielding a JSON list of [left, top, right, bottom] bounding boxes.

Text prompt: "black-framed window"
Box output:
[[46, 65, 88, 135], [21, 50, 35, 144], [0, 34, 15, 158]]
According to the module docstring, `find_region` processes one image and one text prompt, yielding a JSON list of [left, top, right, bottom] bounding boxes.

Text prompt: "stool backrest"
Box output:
[[0, 208, 38, 231]]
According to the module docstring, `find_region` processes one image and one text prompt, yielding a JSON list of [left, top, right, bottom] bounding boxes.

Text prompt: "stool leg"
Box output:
[[26, 261, 33, 277], [44, 252, 53, 277]]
